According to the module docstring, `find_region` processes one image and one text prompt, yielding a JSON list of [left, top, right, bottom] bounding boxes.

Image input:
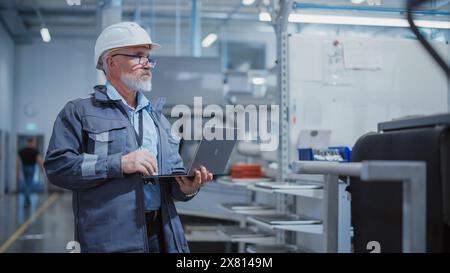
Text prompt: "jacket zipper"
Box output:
[[114, 101, 149, 252], [149, 110, 181, 252]]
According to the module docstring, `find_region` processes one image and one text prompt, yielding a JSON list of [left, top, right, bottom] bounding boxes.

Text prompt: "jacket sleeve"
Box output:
[[160, 114, 198, 202], [44, 101, 123, 191]]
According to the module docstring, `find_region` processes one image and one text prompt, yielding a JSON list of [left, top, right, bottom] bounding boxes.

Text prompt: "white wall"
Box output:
[[0, 22, 15, 195], [0, 24, 14, 132], [288, 35, 449, 154], [14, 38, 98, 155]]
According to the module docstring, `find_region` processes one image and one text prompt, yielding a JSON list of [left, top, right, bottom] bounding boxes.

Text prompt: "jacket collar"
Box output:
[[92, 85, 166, 114], [93, 85, 110, 102]]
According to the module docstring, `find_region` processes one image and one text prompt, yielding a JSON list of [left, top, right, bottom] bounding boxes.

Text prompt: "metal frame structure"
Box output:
[[270, 0, 294, 245], [293, 160, 427, 253]]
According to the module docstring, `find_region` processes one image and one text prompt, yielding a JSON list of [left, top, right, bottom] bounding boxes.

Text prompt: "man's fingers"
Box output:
[[178, 175, 198, 187], [193, 170, 202, 184], [200, 166, 208, 182], [207, 172, 213, 181], [138, 165, 150, 176], [178, 176, 190, 184], [141, 154, 158, 174], [122, 150, 159, 175], [139, 160, 154, 175], [140, 160, 156, 175], [176, 177, 187, 188]]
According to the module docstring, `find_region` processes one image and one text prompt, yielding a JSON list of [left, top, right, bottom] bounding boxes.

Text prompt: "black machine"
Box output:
[[350, 113, 450, 252], [348, 0, 450, 253]]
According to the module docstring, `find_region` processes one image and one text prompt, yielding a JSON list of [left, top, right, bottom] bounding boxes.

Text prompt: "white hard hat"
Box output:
[[94, 21, 161, 70]]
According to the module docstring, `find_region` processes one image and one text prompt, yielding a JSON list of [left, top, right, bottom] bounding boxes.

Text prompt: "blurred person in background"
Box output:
[[17, 138, 44, 208]]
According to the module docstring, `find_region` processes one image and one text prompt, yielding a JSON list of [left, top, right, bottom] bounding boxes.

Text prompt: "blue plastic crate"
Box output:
[[329, 146, 352, 162], [298, 146, 352, 162]]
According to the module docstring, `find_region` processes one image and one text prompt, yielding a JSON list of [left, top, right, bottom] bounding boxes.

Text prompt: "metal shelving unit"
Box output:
[[219, 204, 277, 216], [217, 226, 276, 246], [212, 0, 328, 252], [247, 216, 323, 235], [246, 184, 323, 199]]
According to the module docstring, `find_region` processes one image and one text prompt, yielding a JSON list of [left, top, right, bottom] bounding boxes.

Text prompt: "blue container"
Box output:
[[329, 146, 352, 162], [298, 146, 352, 162], [298, 148, 314, 161]]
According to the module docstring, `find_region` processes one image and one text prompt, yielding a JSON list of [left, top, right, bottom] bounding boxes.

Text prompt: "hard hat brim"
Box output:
[[149, 42, 161, 50], [96, 42, 161, 70], [107, 42, 161, 51]]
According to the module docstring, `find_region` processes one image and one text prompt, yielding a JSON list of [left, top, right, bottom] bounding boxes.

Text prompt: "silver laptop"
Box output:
[[142, 129, 238, 180]]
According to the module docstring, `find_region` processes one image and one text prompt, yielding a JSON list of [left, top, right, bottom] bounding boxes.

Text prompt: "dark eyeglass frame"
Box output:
[[110, 53, 157, 68]]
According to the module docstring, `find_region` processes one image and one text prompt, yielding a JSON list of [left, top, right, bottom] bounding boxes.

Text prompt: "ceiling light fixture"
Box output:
[[288, 14, 450, 29], [201, 33, 218, 47]]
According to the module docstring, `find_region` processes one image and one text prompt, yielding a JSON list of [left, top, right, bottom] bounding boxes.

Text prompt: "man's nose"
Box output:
[[141, 62, 150, 68]]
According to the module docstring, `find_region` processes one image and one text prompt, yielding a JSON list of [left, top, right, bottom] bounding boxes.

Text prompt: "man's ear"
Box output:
[[106, 56, 114, 70], [105, 56, 118, 76]]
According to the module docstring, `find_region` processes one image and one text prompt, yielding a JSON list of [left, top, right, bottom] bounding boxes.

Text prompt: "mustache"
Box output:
[[139, 68, 151, 76]]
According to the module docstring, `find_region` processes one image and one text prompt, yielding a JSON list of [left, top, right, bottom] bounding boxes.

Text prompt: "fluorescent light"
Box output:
[[350, 0, 366, 4], [40, 27, 51, 42], [288, 14, 450, 29], [242, 0, 256, 5], [415, 19, 450, 29], [201, 33, 218, 48], [252, 77, 266, 85], [259, 12, 272, 22]]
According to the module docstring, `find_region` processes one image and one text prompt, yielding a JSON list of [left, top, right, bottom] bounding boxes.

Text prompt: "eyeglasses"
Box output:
[[110, 53, 157, 68]]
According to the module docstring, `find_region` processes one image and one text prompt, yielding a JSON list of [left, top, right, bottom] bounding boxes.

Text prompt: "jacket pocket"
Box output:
[[82, 116, 129, 156]]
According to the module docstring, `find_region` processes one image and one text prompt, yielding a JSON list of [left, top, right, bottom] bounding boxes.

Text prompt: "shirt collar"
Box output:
[[105, 81, 151, 112]]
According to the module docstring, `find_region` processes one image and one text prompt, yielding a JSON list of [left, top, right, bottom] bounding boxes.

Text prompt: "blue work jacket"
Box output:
[[44, 85, 194, 253]]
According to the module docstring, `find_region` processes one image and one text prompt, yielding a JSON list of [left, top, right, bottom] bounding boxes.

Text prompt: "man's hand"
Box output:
[[121, 150, 158, 176], [175, 166, 213, 196]]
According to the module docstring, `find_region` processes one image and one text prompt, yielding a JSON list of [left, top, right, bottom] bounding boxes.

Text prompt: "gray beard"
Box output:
[[120, 73, 152, 92]]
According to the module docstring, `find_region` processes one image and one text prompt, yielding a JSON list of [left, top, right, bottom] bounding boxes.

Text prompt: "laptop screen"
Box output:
[[178, 139, 201, 173]]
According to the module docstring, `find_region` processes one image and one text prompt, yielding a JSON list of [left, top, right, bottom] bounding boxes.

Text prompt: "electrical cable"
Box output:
[[407, 0, 450, 78]]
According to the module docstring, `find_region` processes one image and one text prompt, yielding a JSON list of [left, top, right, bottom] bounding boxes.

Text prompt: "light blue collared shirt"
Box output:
[[106, 82, 160, 211]]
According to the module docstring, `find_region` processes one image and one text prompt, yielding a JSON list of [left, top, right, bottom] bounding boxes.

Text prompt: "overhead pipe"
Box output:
[[96, 0, 122, 84], [175, 0, 181, 56], [292, 2, 450, 16], [133, 0, 142, 24], [191, 0, 201, 57]]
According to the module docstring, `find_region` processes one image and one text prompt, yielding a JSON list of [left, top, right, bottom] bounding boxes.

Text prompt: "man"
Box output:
[[17, 138, 44, 207], [44, 22, 213, 253]]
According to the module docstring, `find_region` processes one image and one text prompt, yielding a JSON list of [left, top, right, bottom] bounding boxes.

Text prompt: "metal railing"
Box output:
[[292, 160, 427, 253]]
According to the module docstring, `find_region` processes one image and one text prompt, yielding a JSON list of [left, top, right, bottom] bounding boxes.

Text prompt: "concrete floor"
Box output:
[[0, 193, 74, 253], [0, 191, 238, 253]]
